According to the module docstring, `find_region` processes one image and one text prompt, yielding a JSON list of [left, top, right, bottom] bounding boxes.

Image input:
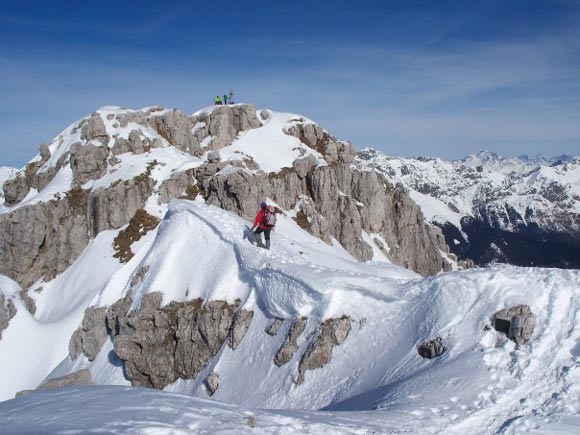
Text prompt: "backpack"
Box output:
[[262, 206, 277, 227]]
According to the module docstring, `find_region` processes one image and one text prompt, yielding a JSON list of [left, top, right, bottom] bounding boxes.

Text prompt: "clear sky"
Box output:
[[1, 0, 579, 167]]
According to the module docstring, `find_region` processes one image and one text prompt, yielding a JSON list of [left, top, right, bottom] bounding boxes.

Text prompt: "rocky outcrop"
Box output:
[[296, 316, 350, 385], [101, 293, 253, 389], [190, 104, 262, 150], [205, 372, 219, 396], [202, 161, 450, 275], [286, 123, 355, 164], [0, 174, 155, 288], [112, 130, 162, 156], [265, 317, 285, 336], [70, 142, 109, 185], [0, 103, 452, 291], [417, 336, 445, 359], [16, 369, 94, 397], [68, 307, 109, 361], [274, 318, 307, 367], [0, 293, 16, 340], [492, 305, 536, 345]]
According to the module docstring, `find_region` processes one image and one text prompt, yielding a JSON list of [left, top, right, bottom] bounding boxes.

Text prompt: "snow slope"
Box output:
[[1, 199, 579, 434]]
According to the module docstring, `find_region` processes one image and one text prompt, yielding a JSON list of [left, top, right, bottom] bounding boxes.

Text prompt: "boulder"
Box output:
[[205, 372, 219, 396], [296, 316, 350, 385], [274, 318, 307, 367], [80, 113, 108, 142], [68, 307, 108, 361], [265, 317, 285, 336], [69, 142, 109, 185], [417, 336, 445, 359], [492, 305, 536, 345]]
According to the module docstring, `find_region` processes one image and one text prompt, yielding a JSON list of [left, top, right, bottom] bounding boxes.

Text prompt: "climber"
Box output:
[[223, 94, 228, 105], [228, 90, 234, 104], [215, 96, 222, 105], [252, 202, 282, 249]]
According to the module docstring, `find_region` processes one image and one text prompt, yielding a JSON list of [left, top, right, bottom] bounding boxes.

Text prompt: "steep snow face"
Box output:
[[0, 199, 579, 435], [358, 148, 580, 267], [0, 166, 18, 205]]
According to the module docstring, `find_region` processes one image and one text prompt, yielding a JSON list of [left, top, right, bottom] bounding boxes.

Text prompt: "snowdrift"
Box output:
[[1, 199, 579, 434]]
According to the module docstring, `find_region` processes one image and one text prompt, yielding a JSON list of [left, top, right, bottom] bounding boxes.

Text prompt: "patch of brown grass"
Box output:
[[113, 209, 160, 263]]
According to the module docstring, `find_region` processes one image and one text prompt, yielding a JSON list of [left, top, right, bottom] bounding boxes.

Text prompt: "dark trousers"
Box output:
[[254, 227, 271, 241]]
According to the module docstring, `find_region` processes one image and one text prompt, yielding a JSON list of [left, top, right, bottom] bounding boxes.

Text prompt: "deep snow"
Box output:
[[1, 199, 579, 434]]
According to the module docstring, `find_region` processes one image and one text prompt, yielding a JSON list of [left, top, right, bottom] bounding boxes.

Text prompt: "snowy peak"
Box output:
[[358, 148, 580, 267], [460, 150, 576, 175]]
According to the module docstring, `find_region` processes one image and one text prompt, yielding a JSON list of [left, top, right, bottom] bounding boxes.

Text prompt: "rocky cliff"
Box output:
[[0, 104, 452, 291]]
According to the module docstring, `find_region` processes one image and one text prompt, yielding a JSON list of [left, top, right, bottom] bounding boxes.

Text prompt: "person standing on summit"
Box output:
[[252, 202, 282, 249]]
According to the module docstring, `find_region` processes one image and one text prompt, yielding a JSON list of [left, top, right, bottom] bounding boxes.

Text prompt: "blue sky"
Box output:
[[1, 0, 579, 167]]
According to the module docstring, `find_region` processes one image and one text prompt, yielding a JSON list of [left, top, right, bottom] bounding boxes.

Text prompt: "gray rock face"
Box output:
[[492, 305, 536, 345], [265, 317, 285, 336], [70, 142, 109, 185], [292, 155, 317, 179], [274, 318, 307, 367], [68, 307, 108, 361], [0, 293, 16, 340], [148, 109, 200, 155], [417, 336, 445, 359], [286, 123, 355, 164], [203, 161, 450, 275], [191, 104, 262, 150], [111, 130, 161, 156], [0, 176, 154, 288], [102, 293, 253, 389], [81, 113, 108, 143], [296, 316, 351, 385], [229, 309, 254, 349]]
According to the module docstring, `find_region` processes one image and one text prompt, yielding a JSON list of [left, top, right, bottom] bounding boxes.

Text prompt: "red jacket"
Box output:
[[253, 207, 279, 229]]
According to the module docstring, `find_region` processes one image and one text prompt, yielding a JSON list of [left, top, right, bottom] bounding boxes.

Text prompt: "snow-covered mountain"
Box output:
[[1, 104, 580, 433], [358, 149, 580, 268]]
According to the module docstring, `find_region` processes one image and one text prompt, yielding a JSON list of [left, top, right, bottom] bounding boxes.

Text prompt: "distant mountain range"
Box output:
[[358, 149, 580, 268]]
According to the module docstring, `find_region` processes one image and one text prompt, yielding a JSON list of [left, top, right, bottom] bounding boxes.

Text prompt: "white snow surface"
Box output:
[[1, 200, 579, 434]]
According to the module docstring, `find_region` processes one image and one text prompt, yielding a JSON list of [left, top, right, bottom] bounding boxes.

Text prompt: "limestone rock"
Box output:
[[38, 369, 94, 392], [148, 109, 200, 155], [70, 142, 109, 185], [492, 305, 536, 345], [19, 290, 36, 315], [207, 151, 221, 163], [417, 336, 445, 359], [39, 143, 51, 161], [2, 173, 30, 206], [292, 154, 317, 179], [205, 372, 219, 396], [190, 104, 261, 151], [229, 309, 254, 349], [265, 317, 285, 336], [102, 293, 253, 389], [80, 113, 108, 142], [296, 316, 351, 385], [0, 294, 16, 340], [274, 318, 307, 367], [68, 307, 108, 361]]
